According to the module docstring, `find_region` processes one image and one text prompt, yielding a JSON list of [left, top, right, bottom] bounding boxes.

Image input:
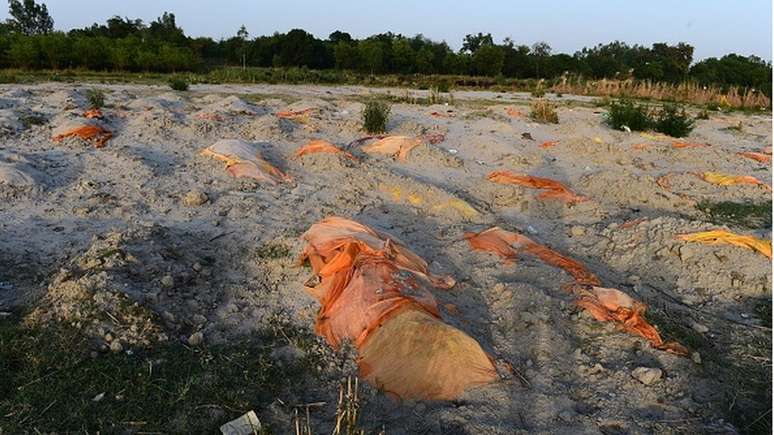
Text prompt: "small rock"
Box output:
[[632, 367, 662, 385], [690, 321, 709, 333], [192, 262, 203, 272], [691, 352, 702, 364], [109, 340, 123, 353], [570, 226, 585, 237], [161, 274, 174, 289], [183, 189, 208, 207], [92, 392, 105, 402], [188, 331, 204, 346]]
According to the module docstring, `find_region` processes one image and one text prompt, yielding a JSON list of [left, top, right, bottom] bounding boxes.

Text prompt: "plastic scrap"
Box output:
[[299, 217, 496, 400], [487, 171, 587, 203], [465, 227, 688, 355], [697, 172, 769, 189], [220, 410, 261, 435], [52, 125, 112, 148], [738, 151, 771, 164], [294, 139, 356, 160], [361, 135, 423, 161], [201, 139, 291, 184], [677, 230, 771, 259]]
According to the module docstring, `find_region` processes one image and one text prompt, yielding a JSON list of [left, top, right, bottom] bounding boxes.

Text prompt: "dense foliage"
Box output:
[[605, 99, 695, 137], [0, 1, 770, 96]]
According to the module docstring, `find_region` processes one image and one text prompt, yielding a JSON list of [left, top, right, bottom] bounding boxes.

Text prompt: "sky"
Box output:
[[2, 0, 771, 61]]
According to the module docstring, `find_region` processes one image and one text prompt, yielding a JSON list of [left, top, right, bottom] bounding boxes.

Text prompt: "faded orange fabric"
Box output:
[[678, 230, 772, 259], [738, 151, 771, 164], [672, 141, 707, 149], [275, 108, 314, 119], [195, 112, 224, 122], [465, 227, 687, 356], [361, 136, 423, 161], [698, 172, 769, 189], [83, 108, 103, 119], [487, 171, 587, 203], [201, 139, 291, 184], [539, 140, 558, 148], [505, 107, 522, 118], [294, 139, 356, 160], [300, 217, 496, 400], [631, 143, 652, 150], [52, 125, 112, 148]]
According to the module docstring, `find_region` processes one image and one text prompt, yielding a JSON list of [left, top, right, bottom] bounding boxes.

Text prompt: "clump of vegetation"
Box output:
[[168, 77, 189, 91], [653, 104, 695, 137], [695, 109, 710, 120], [86, 88, 104, 109], [698, 200, 772, 229], [19, 113, 46, 128], [362, 100, 390, 133], [605, 99, 652, 131], [531, 87, 545, 98], [529, 99, 558, 124]]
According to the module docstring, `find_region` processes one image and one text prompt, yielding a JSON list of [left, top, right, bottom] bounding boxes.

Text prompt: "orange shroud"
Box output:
[[300, 217, 497, 400], [487, 171, 587, 203], [294, 139, 356, 160], [52, 125, 112, 148], [465, 227, 688, 356]]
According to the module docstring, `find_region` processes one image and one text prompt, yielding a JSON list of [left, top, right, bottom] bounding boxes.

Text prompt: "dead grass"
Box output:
[[552, 76, 771, 110], [529, 99, 559, 124]]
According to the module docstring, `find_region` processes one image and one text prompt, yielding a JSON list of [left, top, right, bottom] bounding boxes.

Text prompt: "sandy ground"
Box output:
[[0, 82, 771, 434]]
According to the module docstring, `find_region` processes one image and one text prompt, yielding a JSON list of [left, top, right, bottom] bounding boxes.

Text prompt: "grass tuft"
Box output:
[[529, 99, 558, 124], [362, 100, 390, 134]]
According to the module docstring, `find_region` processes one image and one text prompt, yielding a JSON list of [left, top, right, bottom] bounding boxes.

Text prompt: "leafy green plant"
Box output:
[[529, 99, 558, 124], [86, 88, 104, 109], [653, 104, 695, 137], [605, 99, 652, 131], [168, 77, 189, 91], [362, 100, 390, 133]]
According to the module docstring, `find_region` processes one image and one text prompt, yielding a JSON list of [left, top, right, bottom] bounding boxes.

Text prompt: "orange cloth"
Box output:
[[678, 230, 771, 259], [201, 139, 291, 184], [275, 108, 314, 119], [361, 136, 423, 161], [737, 151, 771, 164], [465, 227, 688, 356], [487, 171, 587, 203], [539, 140, 558, 148], [300, 217, 496, 400], [294, 139, 356, 160], [52, 125, 112, 148], [83, 108, 103, 119]]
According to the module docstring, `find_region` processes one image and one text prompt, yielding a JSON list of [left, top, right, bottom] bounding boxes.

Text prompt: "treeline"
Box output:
[[1, 2, 771, 95]]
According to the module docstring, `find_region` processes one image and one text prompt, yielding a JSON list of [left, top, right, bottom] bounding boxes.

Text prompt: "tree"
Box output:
[[531, 41, 551, 77], [461, 32, 493, 54], [471, 44, 503, 76], [7, 0, 53, 35], [237, 25, 249, 70]]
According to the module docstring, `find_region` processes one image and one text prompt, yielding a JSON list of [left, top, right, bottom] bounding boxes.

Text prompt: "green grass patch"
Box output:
[[697, 200, 772, 229], [0, 314, 315, 434]]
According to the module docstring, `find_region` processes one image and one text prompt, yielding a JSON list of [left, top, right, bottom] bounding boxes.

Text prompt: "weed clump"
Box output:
[[86, 88, 105, 109], [362, 100, 390, 133], [168, 77, 189, 91], [529, 99, 558, 124], [605, 99, 651, 131], [653, 104, 695, 137]]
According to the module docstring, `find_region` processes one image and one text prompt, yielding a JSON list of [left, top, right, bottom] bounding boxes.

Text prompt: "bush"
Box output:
[[605, 99, 652, 131], [695, 109, 710, 120], [653, 104, 695, 137], [168, 78, 189, 91], [86, 89, 105, 109], [362, 100, 390, 133], [531, 87, 545, 98], [529, 99, 558, 124]]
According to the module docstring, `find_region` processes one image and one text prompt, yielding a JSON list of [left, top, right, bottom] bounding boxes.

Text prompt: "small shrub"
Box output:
[[706, 101, 721, 111], [86, 89, 105, 109], [362, 100, 390, 133], [695, 109, 710, 120], [653, 104, 695, 137], [531, 87, 545, 98], [168, 78, 189, 91], [434, 79, 450, 93], [529, 99, 558, 124], [605, 99, 652, 131]]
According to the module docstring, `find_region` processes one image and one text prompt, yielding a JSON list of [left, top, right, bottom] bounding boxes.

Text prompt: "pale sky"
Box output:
[[3, 0, 771, 61]]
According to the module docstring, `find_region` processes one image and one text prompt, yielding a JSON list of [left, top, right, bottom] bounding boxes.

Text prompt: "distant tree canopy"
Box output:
[[0, 1, 770, 95]]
